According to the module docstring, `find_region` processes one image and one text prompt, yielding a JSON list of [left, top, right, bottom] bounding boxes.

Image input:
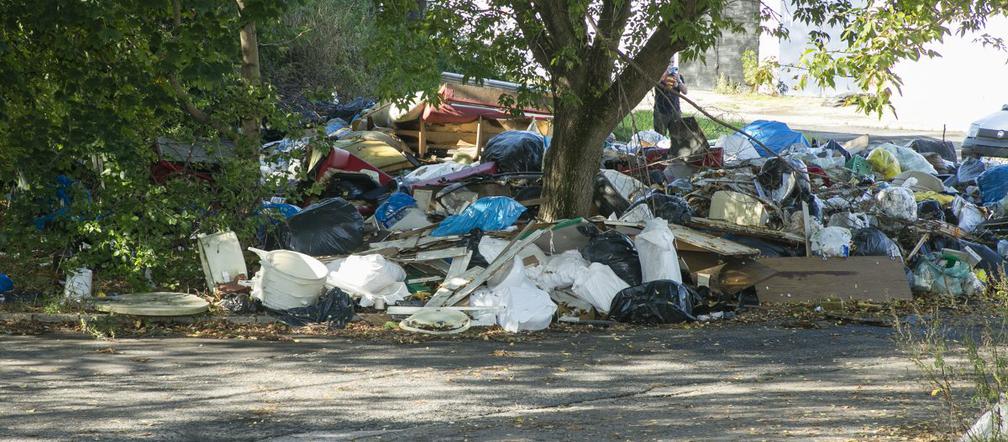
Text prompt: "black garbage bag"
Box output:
[[626, 192, 692, 224], [917, 200, 946, 221], [851, 227, 902, 258], [218, 293, 260, 314], [284, 198, 364, 256], [908, 138, 957, 163], [609, 280, 702, 324], [579, 230, 643, 286], [481, 131, 545, 173], [755, 157, 810, 205], [274, 287, 354, 328]]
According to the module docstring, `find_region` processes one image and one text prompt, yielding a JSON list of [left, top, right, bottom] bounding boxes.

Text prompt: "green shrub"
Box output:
[[741, 49, 780, 94]]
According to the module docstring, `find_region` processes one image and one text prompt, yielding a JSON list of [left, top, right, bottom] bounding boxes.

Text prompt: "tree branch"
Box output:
[[510, 1, 557, 73]]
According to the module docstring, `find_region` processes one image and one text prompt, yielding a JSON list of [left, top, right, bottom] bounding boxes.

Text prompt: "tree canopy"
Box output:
[[370, 0, 1007, 219]]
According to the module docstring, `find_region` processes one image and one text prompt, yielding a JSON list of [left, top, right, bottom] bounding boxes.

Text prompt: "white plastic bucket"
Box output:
[[248, 248, 327, 310], [64, 267, 93, 301]]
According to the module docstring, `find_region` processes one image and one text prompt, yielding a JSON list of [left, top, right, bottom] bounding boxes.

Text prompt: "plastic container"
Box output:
[[249, 247, 327, 310], [64, 268, 93, 301]]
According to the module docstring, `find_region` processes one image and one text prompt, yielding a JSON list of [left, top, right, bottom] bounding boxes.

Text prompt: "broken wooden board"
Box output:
[[424, 266, 485, 308], [368, 235, 461, 251], [392, 246, 469, 262], [753, 256, 912, 303], [602, 220, 759, 256], [441, 228, 547, 307], [687, 217, 806, 245]]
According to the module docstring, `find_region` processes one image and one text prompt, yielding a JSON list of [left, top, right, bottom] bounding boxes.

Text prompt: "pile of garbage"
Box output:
[[45, 107, 1008, 334]]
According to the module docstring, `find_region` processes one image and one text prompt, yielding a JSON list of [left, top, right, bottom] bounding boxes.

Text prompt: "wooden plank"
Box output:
[[446, 250, 473, 279], [441, 228, 547, 307], [425, 266, 486, 307], [368, 235, 460, 251], [394, 246, 469, 262], [475, 116, 485, 160], [602, 219, 759, 256], [418, 120, 428, 157], [687, 217, 806, 244], [754, 256, 912, 304], [801, 201, 812, 257]]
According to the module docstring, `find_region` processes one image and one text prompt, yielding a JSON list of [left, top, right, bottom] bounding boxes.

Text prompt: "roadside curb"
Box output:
[[0, 312, 281, 325]]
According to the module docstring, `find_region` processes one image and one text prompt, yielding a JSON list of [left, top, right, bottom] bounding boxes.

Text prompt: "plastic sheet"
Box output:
[[907, 138, 956, 163], [912, 253, 983, 297], [811, 226, 852, 257], [876, 143, 938, 175], [867, 148, 901, 180], [979, 165, 1008, 206], [957, 157, 986, 184], [571, 262, 630, 314], [376, 192, 417, 228], [851, 227, 901, 258], [0, 273, 12, 294], [634, 218, 683, 284], [282, 198, 364, 256], [626, 193, 692, 225], [431, 196, 527, 237], [579, 230, 643, 286], [609, 280, 702, 324], [402, 161, 472, 185], [952, 197, 985, 232], [725, 120, 810, 158], [875, 187, 918, 222], [273, 287, 354, 329], [481, 131, 545, 173], [827, 212, 872, 230]]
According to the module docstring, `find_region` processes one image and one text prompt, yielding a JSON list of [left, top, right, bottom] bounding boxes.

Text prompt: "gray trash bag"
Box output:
[[609, 280, 703, 324]]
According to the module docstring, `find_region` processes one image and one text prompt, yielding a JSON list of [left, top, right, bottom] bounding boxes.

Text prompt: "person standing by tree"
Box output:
[[653, 65, 688, 137]]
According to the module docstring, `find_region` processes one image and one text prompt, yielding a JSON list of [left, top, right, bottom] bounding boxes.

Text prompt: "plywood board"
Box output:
[[753, 256, 912, 303]]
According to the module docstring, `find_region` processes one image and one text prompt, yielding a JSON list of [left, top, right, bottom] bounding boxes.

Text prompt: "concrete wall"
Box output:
[[680, 0, 761, 90]]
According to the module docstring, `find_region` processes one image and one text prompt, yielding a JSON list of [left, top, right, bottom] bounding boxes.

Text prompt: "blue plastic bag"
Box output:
[[736, 120, 810, 157], [431, 196, 527, 237], [376, 192, 417, 228], [0, 274, 12, 293], [978, 165, 1008, 206]]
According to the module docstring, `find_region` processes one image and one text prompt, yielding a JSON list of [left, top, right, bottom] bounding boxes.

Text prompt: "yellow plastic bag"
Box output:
[[867, 148, 901, 180], [914, 191, 955, 205]]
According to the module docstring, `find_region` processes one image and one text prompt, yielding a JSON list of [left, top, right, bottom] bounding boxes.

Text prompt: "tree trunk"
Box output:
[[540, 102, 614, 221], [237, 0, 261, 142]]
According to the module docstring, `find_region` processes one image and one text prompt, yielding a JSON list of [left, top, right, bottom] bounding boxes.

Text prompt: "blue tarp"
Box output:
[[0, 274, 12, 294], [431, 196, 527, 237], [736, 120, 810, 157], [978, 165, 1008, 206]]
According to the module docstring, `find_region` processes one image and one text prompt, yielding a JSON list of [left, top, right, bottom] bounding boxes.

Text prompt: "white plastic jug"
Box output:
[[248, 247, 327, 310]]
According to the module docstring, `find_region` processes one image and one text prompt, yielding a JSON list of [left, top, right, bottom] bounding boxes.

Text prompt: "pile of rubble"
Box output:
[[188, 110, 1008, 334]]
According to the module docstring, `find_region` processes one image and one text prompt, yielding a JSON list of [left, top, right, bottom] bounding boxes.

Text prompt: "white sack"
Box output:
[[571, 263, 630, 314], [634, 218, 682, 284]]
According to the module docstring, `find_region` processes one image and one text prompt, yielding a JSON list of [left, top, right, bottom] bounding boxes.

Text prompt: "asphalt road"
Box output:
[[0, 323, 940, 441]]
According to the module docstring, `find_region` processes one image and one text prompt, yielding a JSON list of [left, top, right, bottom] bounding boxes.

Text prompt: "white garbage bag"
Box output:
[[483, 258, 557, 332], [525, 250, 590, 291], [571, 263, 630, 314], [876, 186, 918, 222], [634, 218, 682, 284], [469, 287, 502, 327], [810, 226, 852, 257], [326, 254, 407, 307]]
